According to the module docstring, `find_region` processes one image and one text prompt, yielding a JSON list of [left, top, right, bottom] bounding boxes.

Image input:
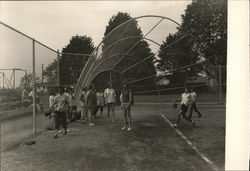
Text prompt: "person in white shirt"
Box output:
[[51, 88, 69, 138], [188, 89, 202, 119], [104, 83, 116, 122], [173, 87, 195, 127]]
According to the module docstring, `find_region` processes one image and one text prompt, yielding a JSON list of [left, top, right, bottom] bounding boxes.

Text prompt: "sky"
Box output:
[[0, 1, 191, 87]]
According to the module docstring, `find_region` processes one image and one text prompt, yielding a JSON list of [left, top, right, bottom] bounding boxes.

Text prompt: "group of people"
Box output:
[[173, 87, 202, 127], [48, 82, 133, 138]]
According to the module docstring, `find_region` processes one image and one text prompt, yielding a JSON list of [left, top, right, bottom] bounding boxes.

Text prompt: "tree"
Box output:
[[179, 0, 227, 66], [42, 59, 58, 84], [156, 0, 227, 85], [156, 33, 200, 85], [43, 35, 95, 85], [97, 12, 156, 89]]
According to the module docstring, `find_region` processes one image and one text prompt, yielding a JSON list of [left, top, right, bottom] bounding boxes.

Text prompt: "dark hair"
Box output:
[[59, 88, 64, 94]]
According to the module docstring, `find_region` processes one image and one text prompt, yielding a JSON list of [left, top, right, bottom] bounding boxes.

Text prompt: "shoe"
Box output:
[[53, 134, 58, 139], [58, 130, 62, 133], [127, 127, 132, 131], [81, 120, 86, 123], [121, 126, 127, 130], [63, 131, 67, 135], [89, 123, 95, 126], [173, 124, 178, 128]]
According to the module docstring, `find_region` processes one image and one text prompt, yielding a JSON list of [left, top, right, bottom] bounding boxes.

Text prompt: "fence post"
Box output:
[[57, 50, 60, 86], [219, 65, 222, 104], [32, 39, 36, 135]]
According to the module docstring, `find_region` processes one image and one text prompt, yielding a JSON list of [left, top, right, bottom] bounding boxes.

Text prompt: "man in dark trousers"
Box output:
[[51, 88, 69, 138]]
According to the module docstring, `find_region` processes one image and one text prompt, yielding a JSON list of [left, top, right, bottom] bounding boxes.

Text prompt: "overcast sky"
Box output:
[[0, 1, 191, 87]]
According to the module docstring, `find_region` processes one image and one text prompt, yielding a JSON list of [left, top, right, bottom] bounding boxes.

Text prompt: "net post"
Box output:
[[32, 38, 36, 135], [219, 65, 222, 104]]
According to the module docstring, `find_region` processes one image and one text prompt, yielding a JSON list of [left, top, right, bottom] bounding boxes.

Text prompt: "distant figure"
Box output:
[[80, 87, 88, 123], [188, 89, 202, 119], [173, 87, 195, 127], [86, 84, 97, 126], [120, 83, 133, 131], [51, 88, 69, 138], [21, 88, 28, 103], [28, 90, 41, 112], [47, 90, 56, 130], [104, 83, 116, 122], [63, 88, 70, 123], [96, 89, 105, 116]]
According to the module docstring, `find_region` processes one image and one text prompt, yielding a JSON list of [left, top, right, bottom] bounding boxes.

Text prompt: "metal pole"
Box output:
[[42, 64, 44, 84], [13, 70, 15, 90], [219, 65, 222, 104], [32, 39, 36, 135], [57, 50, 60, 86], [110, 70, 112, 86]]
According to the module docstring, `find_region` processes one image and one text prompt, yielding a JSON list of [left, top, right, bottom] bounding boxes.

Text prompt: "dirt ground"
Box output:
[[1, 104, 225, 171]]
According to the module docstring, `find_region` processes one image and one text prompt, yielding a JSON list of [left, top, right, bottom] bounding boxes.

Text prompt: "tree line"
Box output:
[[38, 0, 226, 90]]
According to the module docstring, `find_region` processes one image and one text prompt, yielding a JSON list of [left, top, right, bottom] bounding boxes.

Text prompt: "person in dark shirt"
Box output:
[[120, 83, 133, 131]]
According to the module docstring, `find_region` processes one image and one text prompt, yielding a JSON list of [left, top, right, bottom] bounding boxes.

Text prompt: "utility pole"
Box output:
[[13, 70, 15, 90], [109, 70, 112, 87], [32, 39, 36, 135]]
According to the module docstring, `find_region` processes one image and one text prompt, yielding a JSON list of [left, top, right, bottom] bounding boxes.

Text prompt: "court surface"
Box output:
[[1, 104, 225, 171]]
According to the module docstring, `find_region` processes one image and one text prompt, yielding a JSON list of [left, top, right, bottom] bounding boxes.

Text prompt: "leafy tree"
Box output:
[[179, 0, 227, 66], [156, 0, 227, 85], [43, 35, 95, 85], [156, 33, 200, 85], [97, 12, 156, 89], [42, 59, 58, 84]]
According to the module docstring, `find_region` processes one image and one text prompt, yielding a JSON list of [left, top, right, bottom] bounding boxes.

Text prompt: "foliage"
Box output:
[[156, 0, 227, 85], [43, 35, 95, 85], [97, 12, 156, 89]]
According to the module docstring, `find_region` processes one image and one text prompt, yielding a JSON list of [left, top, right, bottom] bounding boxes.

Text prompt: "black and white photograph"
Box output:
[[0, 0, 249, 170]]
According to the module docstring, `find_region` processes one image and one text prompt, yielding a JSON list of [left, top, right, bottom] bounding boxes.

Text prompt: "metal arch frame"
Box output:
[[88, 33, 189, 85], [82, 36, 162, 91], [85, 35, 162, 85], [74, 15, 183, 102], [87, 53, 154, 85]]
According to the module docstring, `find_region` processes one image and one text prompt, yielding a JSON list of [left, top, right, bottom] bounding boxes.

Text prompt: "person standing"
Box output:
[[80, 87, 88, 123], [86, 84, 97, 126], [173, 87, 195, 127], [63, 88, 70, 123], [51, 88, 69, 138], [96, 89, 105, 116], [188, 89, 202, 119], [104, 83, 116, 122], [47, 90, 56, 130], [120, 83, 133, 131]]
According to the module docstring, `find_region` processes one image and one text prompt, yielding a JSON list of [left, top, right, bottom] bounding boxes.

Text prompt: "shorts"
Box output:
[[181, 104, 188, 113]]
